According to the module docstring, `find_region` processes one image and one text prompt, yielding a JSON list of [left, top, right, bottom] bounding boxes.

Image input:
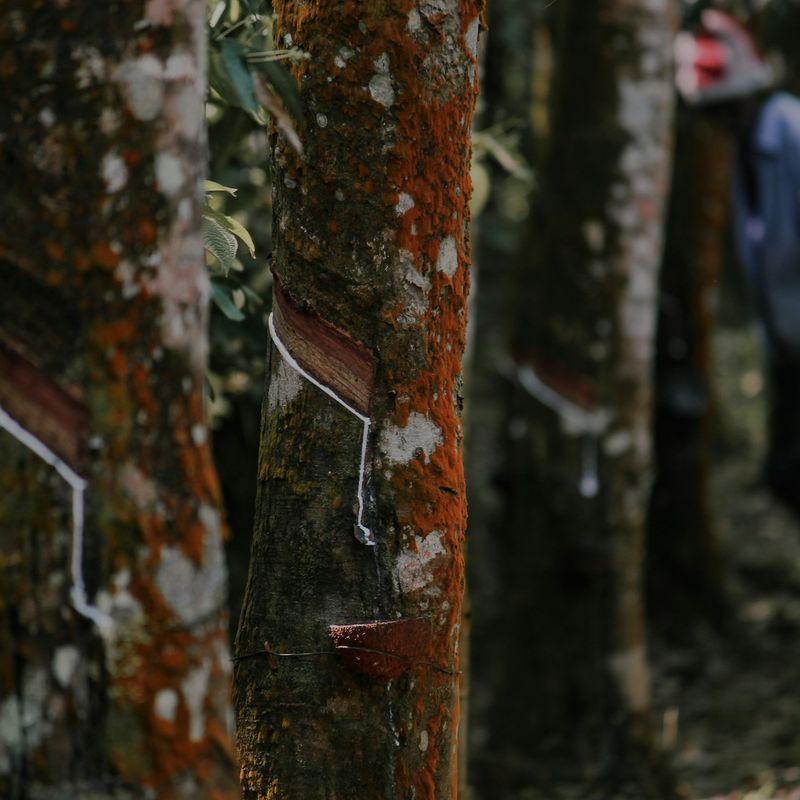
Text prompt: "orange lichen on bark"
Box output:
[[107, 568, 232, 793], [371, 3, 481, 789], [90, 242, 121, 270]]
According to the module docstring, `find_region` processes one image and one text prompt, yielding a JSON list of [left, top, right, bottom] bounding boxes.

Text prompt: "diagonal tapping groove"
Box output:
[[268, 310, 376, 546]]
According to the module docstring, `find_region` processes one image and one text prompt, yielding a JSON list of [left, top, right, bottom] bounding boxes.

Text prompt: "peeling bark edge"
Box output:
[[272, 275, 376, 415]]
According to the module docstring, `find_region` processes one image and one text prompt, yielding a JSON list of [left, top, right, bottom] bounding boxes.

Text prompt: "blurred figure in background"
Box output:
[[676, 9, 800, 516]]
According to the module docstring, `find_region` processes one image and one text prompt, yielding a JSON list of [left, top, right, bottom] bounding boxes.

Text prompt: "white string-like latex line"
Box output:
[[517, 364, 611, 437], [0, 405, 113, 630], [268, 312, 375, 546]]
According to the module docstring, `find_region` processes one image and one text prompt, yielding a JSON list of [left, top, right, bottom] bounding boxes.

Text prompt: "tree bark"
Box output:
[[0, 3, 237, 798], [648, 113, 733, 634], [477, 0, 677, 796], [233, 1, 483, 797]]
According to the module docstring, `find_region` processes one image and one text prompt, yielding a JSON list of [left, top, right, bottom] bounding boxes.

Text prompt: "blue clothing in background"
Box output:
[[733, 92, 800, 358]]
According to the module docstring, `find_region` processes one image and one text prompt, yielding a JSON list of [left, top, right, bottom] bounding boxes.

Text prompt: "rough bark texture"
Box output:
[[0, 3, 237, 798], [648, 113, 733, 633], [474, 1, 677, 796], [233, 1, 483, 797]]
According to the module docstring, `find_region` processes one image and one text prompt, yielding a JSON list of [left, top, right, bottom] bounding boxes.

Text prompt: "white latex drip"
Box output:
[[0, 405, 112, 630], [579, 435, 600, 498], [268, 312, 375, 545], [517, 364, 611, 436]]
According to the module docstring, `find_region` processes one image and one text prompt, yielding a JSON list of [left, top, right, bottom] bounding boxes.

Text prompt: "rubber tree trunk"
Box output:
[[233, 1, 483, 797], [476, 1, 677, 796], [464, 0, 542, 791], [0, 4, 237, 798], [648, 112, 733, 634]]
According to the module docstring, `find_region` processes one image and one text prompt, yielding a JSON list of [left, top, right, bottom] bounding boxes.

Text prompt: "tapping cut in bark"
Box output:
[[234, 0, 484, 796]]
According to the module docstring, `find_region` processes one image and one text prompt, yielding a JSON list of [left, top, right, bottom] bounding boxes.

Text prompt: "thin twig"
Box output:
[[231, 643, 459, 675]]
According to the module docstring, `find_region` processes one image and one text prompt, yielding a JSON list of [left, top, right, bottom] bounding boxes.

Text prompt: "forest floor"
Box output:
[[651, 322, 800, 800]]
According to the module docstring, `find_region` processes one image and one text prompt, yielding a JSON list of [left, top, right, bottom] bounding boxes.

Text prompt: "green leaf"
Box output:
[[208, 50, 241, 109], [203, 215, 238, 272], [211, 277, 246, 321], [220, 40, 260, 115], [208, 1, 226, 29], [253, 58, 305, 125], [205, 180, 238, 195], [241, 283, 263, 307], [205, 207, 256, 259]]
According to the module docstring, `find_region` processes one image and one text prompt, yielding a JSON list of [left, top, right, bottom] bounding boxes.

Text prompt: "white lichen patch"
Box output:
[[374, 52, 390, 74], [464, 17, 480, 58], [419, 729, 429, 752], [171, 84, 203, 139], [396, 530, 447, 594], [95, 567, 145, 635], [380, 412, 443, 466], [101, 152, 128, 193], [334, 47, 355, 69], [147, 231, 208, 364], [213, 635, 233, 677], [155, 152, 186, 196], [119, 462, 158, 510], [144, 0, 174, 26], [394, 250, 430, 327], [181, 659, 211, 742], [603, 429, 633, 457], [38, 108, 55, 128], [73, 45, 105, 90], [395, 192, 415, 215], [20, 667, 50, 752], [268, 357, 304, 411], [154, 688, 179, 723], [115, 54, 165, 121], [436, 236, 459, 277], [191, 424, 207, 446], [369, 74, 395, 108], [582, 219, 606, 253], [116, 259, 140, 299], [164, 52, 195, 81], [421, 0, 462, 35], [155, 507, 226, 627], [610, 14, 674, 373], [408, 8, 422, 32], [369, 53, 395, 106], [52, 646, 80, 688]]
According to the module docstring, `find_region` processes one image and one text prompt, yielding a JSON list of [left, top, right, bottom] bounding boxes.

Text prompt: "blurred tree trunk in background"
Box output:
[[0, 3, 237, 798], [233, 0, 483, 797], [473, 1, 677, 796], [648, 113, 733, 635], [464, 0, 543, 794]]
